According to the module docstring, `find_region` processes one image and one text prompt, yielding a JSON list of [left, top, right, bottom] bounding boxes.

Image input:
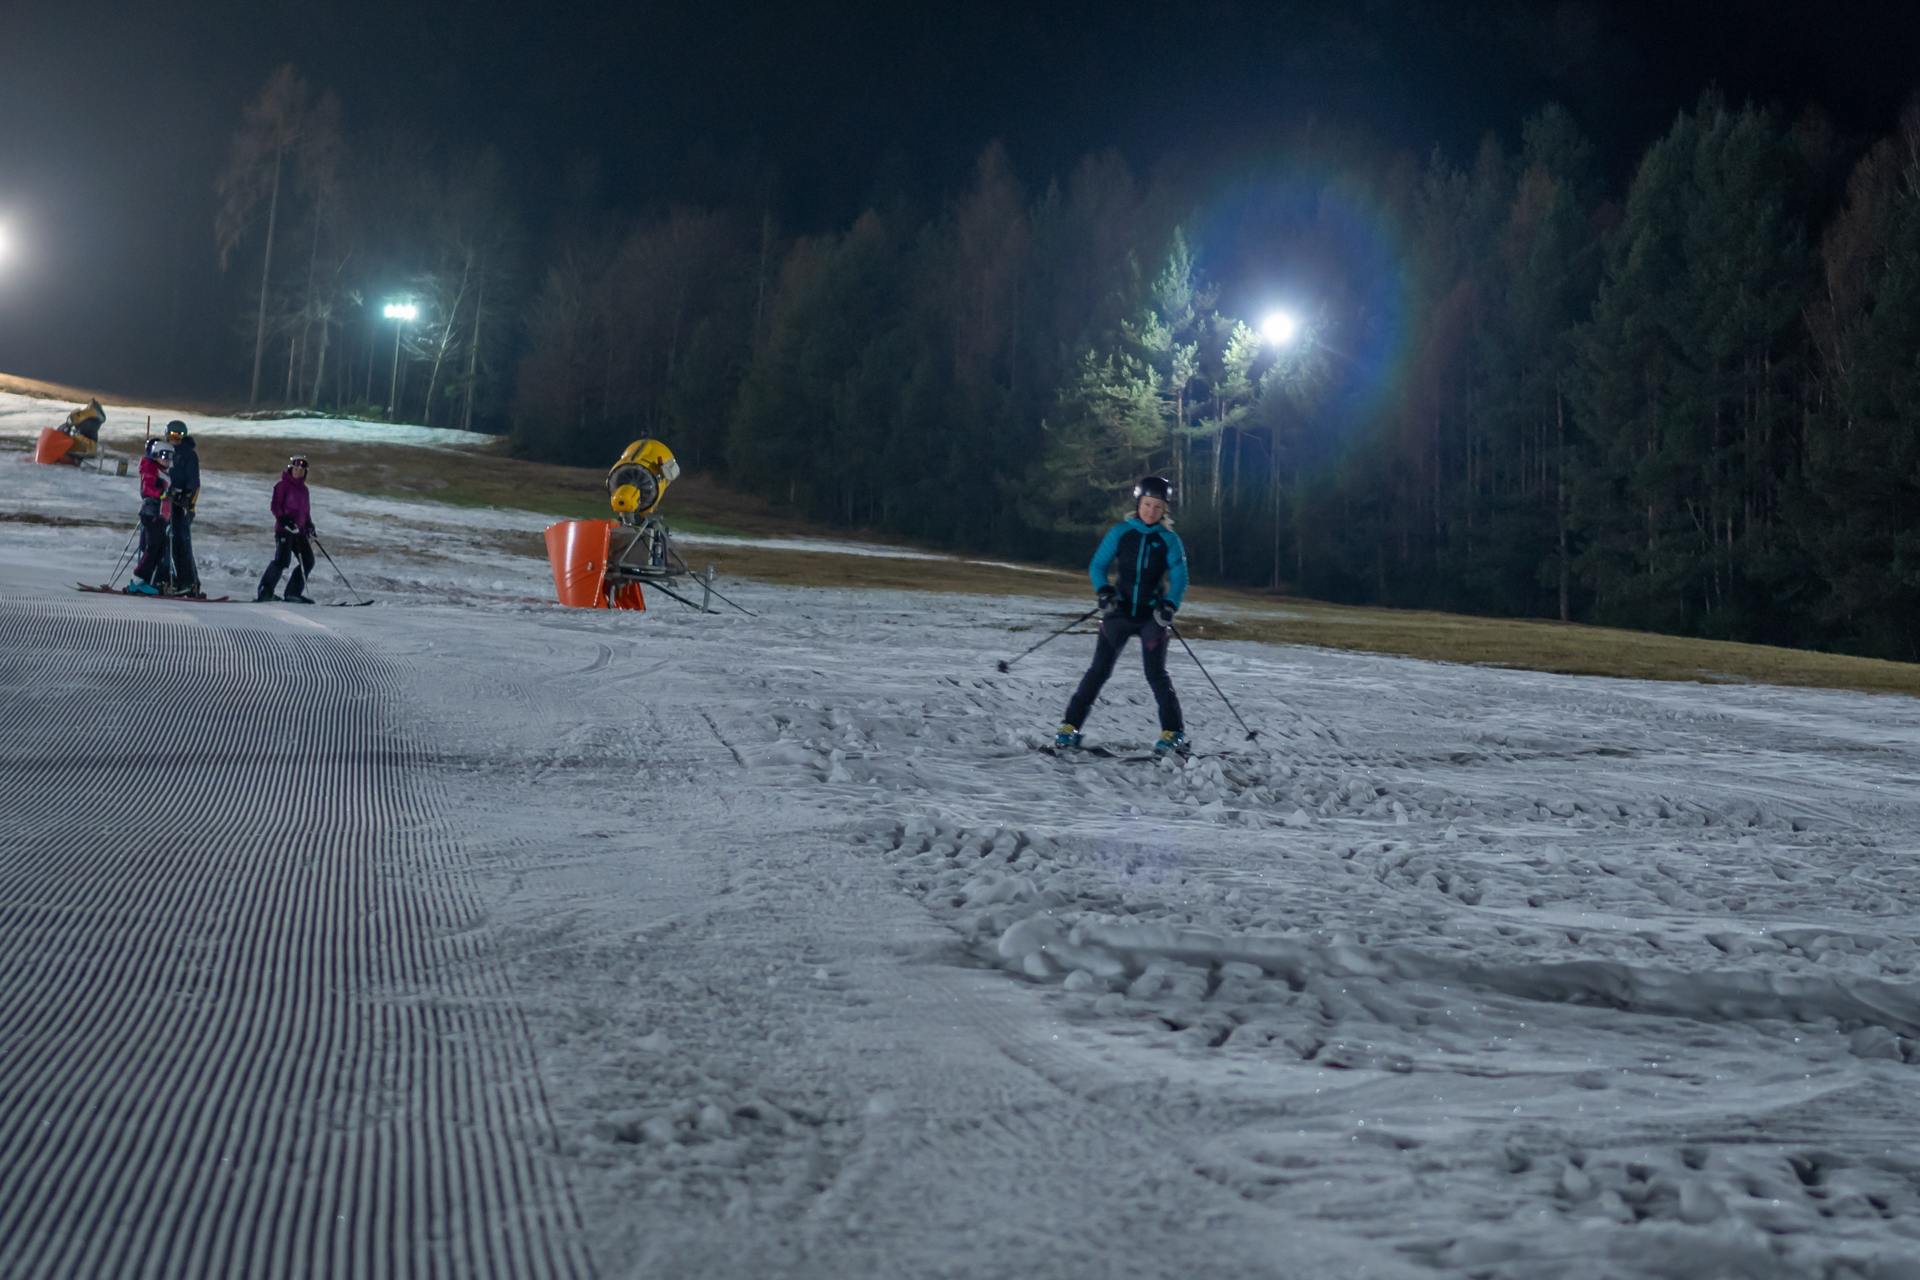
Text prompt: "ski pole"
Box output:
[[310, 535, 370, 605], [1170, 625, 1258, 741], [996, 606, 1100, 673], [107, 524, 140, 588]]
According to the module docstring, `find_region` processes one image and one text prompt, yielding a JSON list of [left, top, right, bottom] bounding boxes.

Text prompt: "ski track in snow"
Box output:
[[9, 425, 1920, 1278]]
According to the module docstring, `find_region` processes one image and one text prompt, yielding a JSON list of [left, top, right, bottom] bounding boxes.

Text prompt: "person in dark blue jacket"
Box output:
[[1057, 475, 1190, 756], [163, 422, 203, 598]]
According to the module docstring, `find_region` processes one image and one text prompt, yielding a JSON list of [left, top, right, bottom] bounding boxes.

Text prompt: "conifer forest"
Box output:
[[219, 69, 1920, 661]]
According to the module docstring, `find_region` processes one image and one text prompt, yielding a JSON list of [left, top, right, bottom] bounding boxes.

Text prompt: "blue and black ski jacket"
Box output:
[[1089, 517, 1188, 621]]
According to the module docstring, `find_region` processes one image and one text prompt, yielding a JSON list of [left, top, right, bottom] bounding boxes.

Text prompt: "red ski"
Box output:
[[77, 585, 232, 603]]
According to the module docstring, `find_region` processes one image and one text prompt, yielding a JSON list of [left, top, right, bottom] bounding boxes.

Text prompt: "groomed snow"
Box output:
[[7, 397, 1920, 1279]]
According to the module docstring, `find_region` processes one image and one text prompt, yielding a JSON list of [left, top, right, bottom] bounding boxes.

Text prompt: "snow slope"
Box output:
[[7, 408, 1920, 1279]]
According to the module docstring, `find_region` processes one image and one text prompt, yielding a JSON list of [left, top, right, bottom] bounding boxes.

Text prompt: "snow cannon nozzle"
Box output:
[[607, 438, 680, 523]]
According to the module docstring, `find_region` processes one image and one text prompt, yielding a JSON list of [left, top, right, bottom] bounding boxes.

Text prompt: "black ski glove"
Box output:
[[1096, 586, 1119, 616], [1153, 602, 1176, 628]]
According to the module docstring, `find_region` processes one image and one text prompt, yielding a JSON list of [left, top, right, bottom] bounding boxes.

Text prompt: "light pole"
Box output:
[[383, 302, 417, 421]]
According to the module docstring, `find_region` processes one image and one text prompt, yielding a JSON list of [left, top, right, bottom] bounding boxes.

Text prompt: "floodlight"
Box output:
[[384, 302, 417, 321], [1261, 311, 1300, 345]]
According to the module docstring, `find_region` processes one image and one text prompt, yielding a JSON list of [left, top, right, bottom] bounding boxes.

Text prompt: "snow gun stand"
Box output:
[[543, 438, 755, 615], [544, 516, 721, 612]]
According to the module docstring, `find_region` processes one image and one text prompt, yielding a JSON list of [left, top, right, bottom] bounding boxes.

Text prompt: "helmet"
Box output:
[[165, 420, 187, 441], [287, 455, 309, 469], [1133, 475, 1173, 503], [144, 439, 173, 462]]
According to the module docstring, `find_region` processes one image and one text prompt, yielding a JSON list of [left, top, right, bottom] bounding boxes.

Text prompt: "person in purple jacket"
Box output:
[[256, 456, 317, 603]]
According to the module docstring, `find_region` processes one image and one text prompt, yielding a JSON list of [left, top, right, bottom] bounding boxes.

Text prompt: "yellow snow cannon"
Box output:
[[545, 439, 715, 612], [606, 437, 680, 520], [34, 398, 104, 466]]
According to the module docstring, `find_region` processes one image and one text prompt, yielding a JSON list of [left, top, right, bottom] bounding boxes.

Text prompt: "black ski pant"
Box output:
[[133, 499, 171, 585], [167, 506, 198, 592], [1062, 614, 1183, 733], [259, 529, 313, 598]]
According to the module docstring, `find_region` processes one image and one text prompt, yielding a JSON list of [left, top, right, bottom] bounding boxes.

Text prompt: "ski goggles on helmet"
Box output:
[[287, 456, 309, 469]]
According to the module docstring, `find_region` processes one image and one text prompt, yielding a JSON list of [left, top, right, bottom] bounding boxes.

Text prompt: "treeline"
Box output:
[[217, 69, 1920, 660], [216, 67, 518, 428]]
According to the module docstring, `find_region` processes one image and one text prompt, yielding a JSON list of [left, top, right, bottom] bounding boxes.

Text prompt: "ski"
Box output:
[[77, 584, 231, 603], [1036, 744, 1244, 764], [1039, 744, 1195, 763]]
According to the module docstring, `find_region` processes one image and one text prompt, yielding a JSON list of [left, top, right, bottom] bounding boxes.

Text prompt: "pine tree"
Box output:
[[1573, 94, 1814, 637]]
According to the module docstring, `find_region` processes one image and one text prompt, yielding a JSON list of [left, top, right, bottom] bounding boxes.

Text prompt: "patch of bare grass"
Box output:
[[192, 435, 859, 540], [161, 433, 1920, 699], [1166, 597, 1920, 697]]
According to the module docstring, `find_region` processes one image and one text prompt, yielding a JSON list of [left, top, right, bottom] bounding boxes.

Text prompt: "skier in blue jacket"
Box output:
[[1057, 475, 1190, 756]]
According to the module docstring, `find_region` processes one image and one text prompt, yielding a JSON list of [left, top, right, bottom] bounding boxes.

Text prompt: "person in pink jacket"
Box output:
[[255, 456, 316, 603], [125, 440, 173, 595]]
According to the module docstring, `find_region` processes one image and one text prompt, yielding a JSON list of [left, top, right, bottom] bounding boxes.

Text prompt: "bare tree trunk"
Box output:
[[1173, 392, 1185, 502], [753, 210, 772, 349], [421, 257, 470, 429], [1271, 435, 1282, 590], [310, 312, 330, 409], [249, 148, 284, 406], [1557, 388, 1570, 622], [297, 212, 321, 402], [1212, 430, 1224, 577], [462, 273, 485, 432]]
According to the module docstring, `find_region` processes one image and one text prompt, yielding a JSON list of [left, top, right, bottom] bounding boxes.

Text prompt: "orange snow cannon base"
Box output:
[[34, 427, 75, 465], [544, 519, 645, 611]]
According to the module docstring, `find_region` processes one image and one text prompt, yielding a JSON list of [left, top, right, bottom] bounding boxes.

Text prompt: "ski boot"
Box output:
[[284, 591, 315, 605], [1153, 729, 1189, 758], [255, 589, 279, 602], [125, 580, 160, 596], [1054, 723, 1083, 750]]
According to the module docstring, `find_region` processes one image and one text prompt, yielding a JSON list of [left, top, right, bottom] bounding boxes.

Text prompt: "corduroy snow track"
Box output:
[[0, 596, 593, 1279]]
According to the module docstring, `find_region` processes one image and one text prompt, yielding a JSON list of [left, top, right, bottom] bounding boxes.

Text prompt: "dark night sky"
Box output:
[[2, 0, 1916, 397]]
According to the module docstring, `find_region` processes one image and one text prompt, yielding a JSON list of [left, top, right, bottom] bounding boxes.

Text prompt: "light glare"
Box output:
[[1262, 311, 1299, 345], [0, 225, 11, 262], [384, 302, 417, 320]]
